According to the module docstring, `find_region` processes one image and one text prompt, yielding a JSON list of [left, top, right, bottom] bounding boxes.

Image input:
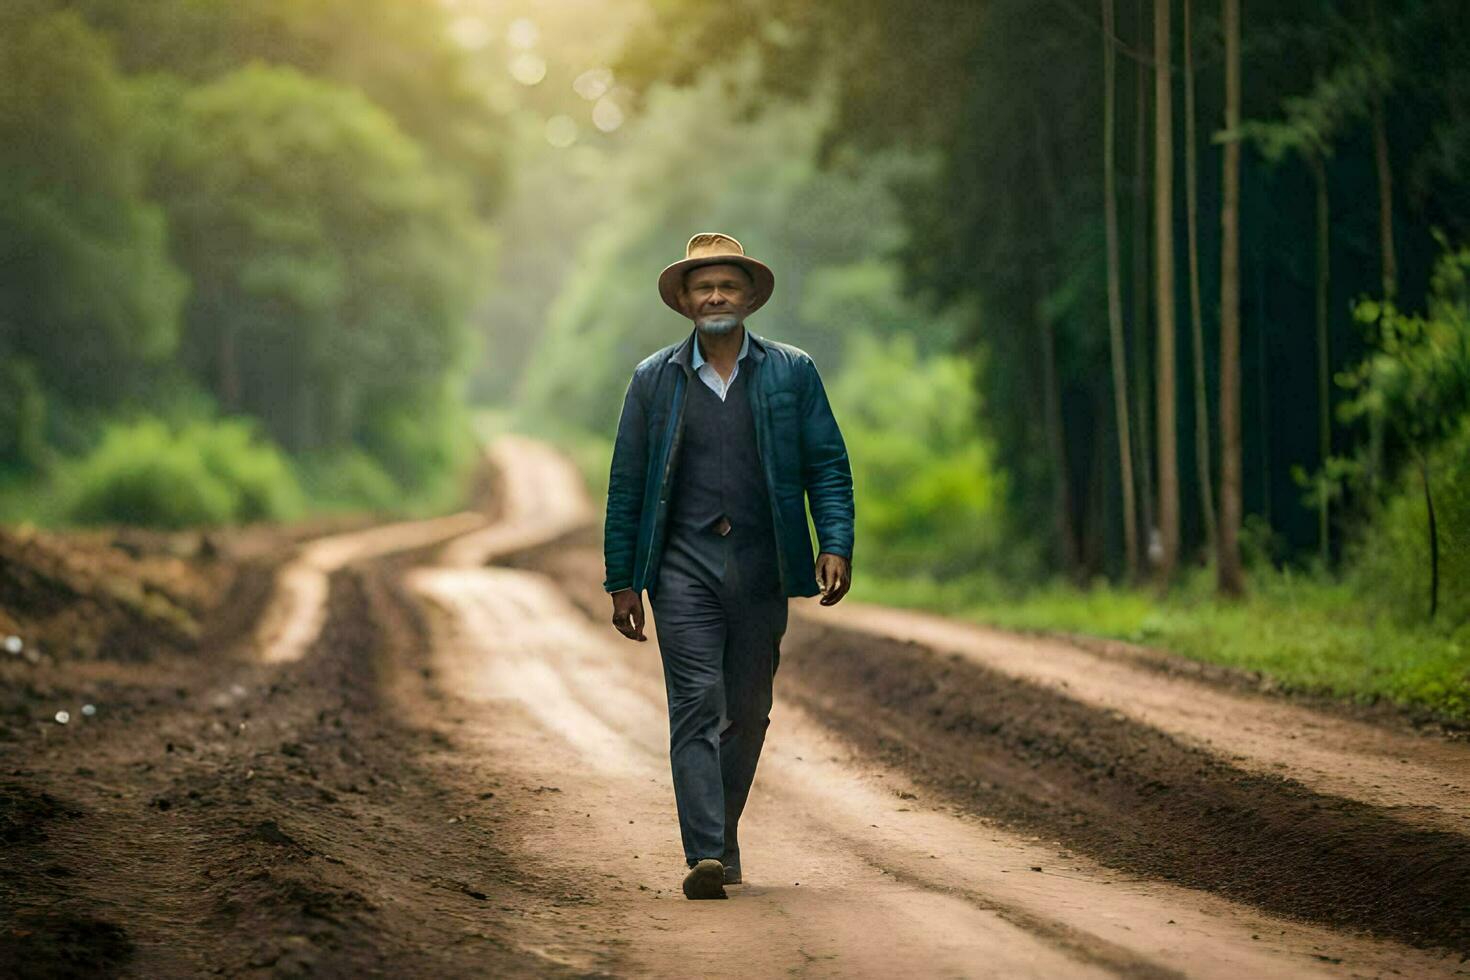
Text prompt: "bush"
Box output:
[[294, 449, 402, 513], [1348, 416, 1470, 627], [828, 334, 1012, 579], [65, 417, 303, 528]]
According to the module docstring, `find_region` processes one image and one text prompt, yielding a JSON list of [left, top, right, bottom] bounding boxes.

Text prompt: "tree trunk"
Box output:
[[1154, 0, 1180, 585], [1316, 164, 1331, 568], [1217, 0, 1244, 595], [1372, 97, 1397, 301], [1103, 0, 1140, 580], [1183, 0, 1216, 560], [1133, 0, 1157, 564], [1369, 0, 1398, 303]]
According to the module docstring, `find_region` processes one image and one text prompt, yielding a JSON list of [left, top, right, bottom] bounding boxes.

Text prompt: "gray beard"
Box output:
[[697, 314, 741, 336]]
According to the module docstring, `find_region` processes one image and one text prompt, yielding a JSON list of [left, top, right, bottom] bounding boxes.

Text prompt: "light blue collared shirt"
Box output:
[[690, 327, 750, 402]]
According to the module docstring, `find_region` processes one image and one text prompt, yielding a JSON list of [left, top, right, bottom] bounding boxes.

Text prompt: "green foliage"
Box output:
[[0, 7, 185, 427], [294, 450, 402, 514], [357, 378, 479, 500], [829, 334, 1010, 579], [65, 417, 303, 528], [0, 359, 49, 472], [0, 3, 505, 516], [153, 63, 490, 454], [1335, 242, 1470, 618], [1342, 242, 1470, 454], [1348, 416, 1470, 627], [68, 0, 507, 215]]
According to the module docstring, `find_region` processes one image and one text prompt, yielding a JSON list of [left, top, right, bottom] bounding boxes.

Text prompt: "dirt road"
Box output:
[[3, 436, 1467, 977]]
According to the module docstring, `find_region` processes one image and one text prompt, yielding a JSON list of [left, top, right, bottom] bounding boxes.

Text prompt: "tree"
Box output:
[[1132, 0, 1157, 567], [0, 5, 185, 466], [67, 0, 508, 216], [1154, 0, 1180, 584], [1103, 0, 1140, 579], [1183, 0, 1217, 556], [1217, 0, 1245, 595], [153, 65, 488, 457]]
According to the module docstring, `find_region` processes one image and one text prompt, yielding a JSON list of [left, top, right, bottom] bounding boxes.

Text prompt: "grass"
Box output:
[[851, 565, 1470, 726]]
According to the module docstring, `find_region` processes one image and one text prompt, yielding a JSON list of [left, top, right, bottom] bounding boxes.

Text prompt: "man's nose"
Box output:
[[706, 288, 728, 306]]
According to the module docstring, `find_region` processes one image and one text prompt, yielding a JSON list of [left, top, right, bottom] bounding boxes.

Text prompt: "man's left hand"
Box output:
[[815, 553, 851, 606]]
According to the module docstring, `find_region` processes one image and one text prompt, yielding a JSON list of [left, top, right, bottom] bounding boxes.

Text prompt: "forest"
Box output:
[[2, 0, 1467, 718]]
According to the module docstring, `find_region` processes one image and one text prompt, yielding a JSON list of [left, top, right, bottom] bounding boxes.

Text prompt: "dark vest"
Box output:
[[668, 364, 773, 536]]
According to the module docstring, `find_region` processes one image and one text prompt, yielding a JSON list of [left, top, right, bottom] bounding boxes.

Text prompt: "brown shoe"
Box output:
[[682, 859, 728, 900]]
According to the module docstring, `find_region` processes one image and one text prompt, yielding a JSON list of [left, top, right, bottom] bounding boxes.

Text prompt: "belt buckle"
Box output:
[[713, 516, 732, 537]]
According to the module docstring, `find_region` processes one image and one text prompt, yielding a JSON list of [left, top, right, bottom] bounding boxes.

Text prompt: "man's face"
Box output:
[[680, 263, 753, 336]]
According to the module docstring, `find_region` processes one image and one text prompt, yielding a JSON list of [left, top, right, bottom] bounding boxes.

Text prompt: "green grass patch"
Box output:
[[851, 567, 1470, 725]]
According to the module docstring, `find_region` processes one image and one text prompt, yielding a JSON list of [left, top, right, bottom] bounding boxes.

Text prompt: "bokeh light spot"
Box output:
[[545, 115, 577, 148], [592, 97, 624, 133], [573, 68, 614, 101], [509, 53, 547, 87]]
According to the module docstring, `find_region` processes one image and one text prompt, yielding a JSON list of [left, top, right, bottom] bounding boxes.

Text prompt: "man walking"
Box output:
[[604, 232, 855, 900]]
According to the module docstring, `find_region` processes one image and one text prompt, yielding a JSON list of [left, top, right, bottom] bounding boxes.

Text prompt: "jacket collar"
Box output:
[[667, 324, 767, 374]]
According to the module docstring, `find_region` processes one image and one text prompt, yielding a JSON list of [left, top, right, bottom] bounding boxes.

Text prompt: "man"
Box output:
[[604, 232, 855, 900]]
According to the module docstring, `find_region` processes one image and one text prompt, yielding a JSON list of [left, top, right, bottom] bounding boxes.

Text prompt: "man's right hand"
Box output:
[[610, 588, 647, 642]]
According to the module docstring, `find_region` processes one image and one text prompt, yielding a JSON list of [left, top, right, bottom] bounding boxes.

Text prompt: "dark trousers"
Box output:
[[649, 522, 787, 867]]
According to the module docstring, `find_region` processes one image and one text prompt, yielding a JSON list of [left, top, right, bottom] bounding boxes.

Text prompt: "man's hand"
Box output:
[[815, 553, 851, 606], [610, 588, 647, 641]]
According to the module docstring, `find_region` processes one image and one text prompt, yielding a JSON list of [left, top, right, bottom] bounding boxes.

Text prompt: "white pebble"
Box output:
[[81, 704, 97, 717], [4, 635, 21, 654], [54, 710, 70, 725]]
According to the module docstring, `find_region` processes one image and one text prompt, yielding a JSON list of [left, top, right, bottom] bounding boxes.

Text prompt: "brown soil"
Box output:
[[778, 618, 1470, 952], [0, 514, 578, 977]]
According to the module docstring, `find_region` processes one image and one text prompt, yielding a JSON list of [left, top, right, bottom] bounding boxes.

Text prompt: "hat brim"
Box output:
[[658, 254, 774, 316]]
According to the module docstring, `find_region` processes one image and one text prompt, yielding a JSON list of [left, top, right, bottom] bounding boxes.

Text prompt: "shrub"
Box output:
[[294, 449, 402, 513], [1348, 416, 1470, 627], [65, 417, 302, 528]]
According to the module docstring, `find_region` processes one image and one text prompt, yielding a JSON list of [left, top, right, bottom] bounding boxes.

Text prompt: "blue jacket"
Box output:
[[603, 327, 854, 598]]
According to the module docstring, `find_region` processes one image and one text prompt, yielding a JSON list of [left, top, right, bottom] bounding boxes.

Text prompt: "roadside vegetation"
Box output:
[[0, 0, 501, 527]]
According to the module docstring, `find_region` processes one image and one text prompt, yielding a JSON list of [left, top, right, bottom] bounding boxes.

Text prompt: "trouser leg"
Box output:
[[650, 547, 728, 865], [718, 543, 787, 868]]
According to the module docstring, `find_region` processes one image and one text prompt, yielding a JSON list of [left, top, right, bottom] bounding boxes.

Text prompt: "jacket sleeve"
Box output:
[[798, 358, 855, 561], [603, 372, 648, 592]]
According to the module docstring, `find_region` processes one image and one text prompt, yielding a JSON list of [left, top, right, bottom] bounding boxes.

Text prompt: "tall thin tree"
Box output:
[[1133, 0, 1156, 564], [1154, 0, 1180, 584], [1103, 0, 1140, 579], [1217, 0, 1245, 596], [1311, 149, 1331, 567], [1366, 0, 1396, 496], [1184, 0, 1217, 556]]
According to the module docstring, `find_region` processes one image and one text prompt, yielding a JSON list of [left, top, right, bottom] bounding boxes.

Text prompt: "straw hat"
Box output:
[[658, 232, 775, 316]]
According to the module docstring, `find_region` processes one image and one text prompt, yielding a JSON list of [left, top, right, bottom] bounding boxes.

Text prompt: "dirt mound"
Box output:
[[782, 619, 1470, 954], [0, 526, 233, 663]]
